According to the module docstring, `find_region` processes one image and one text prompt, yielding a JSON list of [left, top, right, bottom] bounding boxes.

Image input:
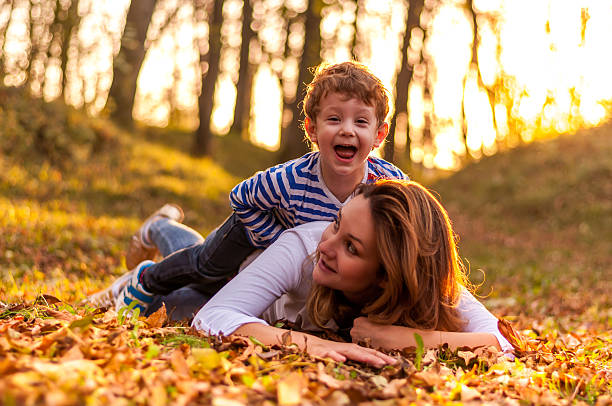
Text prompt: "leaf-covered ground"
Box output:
[[1, 298, 609, 405], [0, 99, 610, 404]]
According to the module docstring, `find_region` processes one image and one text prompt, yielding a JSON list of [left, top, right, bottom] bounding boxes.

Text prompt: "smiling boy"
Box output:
[[90, 61, 409, 315]]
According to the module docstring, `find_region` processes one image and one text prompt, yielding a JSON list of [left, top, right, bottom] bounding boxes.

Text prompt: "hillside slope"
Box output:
[[432, 121, 611, 325]]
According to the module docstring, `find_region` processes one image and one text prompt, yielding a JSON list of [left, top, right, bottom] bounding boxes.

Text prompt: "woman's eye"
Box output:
[[345, 241, 357, 255]]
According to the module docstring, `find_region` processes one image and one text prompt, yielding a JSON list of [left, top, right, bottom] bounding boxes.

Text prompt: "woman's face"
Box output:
[[313, 194, 381, 303]]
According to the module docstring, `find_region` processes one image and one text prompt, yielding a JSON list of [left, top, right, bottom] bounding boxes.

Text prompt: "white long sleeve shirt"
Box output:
[[192, 221, 513, 353]]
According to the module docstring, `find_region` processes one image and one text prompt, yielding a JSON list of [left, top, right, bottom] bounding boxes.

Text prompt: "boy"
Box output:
[[88, 61, 408, 314]]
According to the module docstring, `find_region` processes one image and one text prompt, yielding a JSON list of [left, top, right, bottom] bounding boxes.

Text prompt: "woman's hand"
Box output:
[[308, 336, 396, 368], [234, 322, 396, 368], [351, 317, 388, 347]]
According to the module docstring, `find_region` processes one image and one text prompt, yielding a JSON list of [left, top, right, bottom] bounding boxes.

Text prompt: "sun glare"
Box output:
[[249, 65, 282, 150], [5, 0, 611, 169], [125, 0, 612, 166]]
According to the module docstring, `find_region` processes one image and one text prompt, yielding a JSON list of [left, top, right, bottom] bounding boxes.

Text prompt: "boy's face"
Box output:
[[305, 92, 388, 180]]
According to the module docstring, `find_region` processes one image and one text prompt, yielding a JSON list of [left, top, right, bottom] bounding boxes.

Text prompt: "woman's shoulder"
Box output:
[[280, 221, 328, 247]]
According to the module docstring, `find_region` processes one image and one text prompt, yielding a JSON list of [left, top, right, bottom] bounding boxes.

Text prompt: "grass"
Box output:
[[0, 119, 276, 303], [1, 109, 610, 325], [0, 95, 611, 404], [431, 122, 611, 331]]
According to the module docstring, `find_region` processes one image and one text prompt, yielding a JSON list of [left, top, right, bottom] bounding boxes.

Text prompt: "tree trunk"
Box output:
[[350, 0, 360, 59], [229, 0, 255, 140], [385, 0, 423, 164], [106, 0, 157, 127], [193, 0, 223, 156], [60, 0, 79, 97], [44, 0, 79, 98], [278, 0, 322, 162], [0, 0, 15, 81], [462, 0, 497, 157]]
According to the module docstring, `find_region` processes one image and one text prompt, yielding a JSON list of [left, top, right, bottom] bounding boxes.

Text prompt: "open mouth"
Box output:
[[334, 145, 357, 160]]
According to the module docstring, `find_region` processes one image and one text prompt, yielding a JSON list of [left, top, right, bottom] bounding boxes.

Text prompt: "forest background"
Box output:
[[0, 0, 611, 404]]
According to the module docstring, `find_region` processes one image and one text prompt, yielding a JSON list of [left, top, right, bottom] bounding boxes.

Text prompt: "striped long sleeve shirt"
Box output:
[[229, 151, 408, 248]]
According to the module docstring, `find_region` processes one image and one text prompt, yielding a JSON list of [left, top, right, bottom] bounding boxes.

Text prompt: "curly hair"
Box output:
[[302, 61, 390, 129], [307, 179, 468, 332]]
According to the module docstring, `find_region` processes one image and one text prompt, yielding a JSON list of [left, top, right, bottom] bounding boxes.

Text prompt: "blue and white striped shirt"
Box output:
[[229, 152, 408, 248]]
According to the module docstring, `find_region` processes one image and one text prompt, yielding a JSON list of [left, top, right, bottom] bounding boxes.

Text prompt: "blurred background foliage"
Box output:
[[1, 0, 611, 170]]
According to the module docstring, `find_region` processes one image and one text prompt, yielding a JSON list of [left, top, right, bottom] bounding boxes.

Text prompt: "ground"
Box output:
[[0, 104, 610, 404]]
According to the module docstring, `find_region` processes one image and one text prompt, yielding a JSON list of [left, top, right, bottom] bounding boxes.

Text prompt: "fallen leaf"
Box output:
[[461, 384, 481, 401], [61, 345, 84, 361], [145, 304, 167, 328], [457, 350, 476, 365], [381, 378, 408, 399], [277, 372, 305, 405], [170, 349, 190, 377], [498, 319, 528, 352], [191, 347, 221, 370], [411, 370, 442, 387]]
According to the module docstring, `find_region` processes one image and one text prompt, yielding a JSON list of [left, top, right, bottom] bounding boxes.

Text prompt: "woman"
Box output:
[[191, 180, 512, 367]]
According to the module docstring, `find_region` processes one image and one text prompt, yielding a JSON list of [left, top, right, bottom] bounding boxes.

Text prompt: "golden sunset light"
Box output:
[[2, 0, 611, 169]]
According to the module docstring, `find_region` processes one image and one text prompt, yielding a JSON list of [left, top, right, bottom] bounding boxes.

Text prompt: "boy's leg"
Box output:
[[140, 213, 256, 295], [125, 204, 184, 269], [193, 212, 256, 283], [148, 218, 204, 257], [145, 284, 210, 321]]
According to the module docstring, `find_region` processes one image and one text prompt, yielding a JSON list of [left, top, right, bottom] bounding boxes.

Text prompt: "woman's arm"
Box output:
[[192, 226, 312, 335], [350, 290, 513, 352], [350, 317, 501, 350], [235, 322, 396, 368]]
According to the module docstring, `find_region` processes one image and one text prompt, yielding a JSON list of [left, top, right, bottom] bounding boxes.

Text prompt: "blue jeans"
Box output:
[[141, 213, 256, 320]]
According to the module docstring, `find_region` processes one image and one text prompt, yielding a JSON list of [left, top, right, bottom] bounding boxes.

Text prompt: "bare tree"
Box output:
[[194, 0, 223, 156], [385, 0, 424, 163], [278, 0, 322, 162], [0, 0, 16, 80], [350, 0, 361, 58], [460, 0, 497, 158], [44, 0, 79, 97], [105, 0, 157, 127], [229, 0, 255, 139]]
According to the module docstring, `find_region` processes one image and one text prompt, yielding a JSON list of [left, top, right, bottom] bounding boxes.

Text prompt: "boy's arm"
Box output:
[[229, 167, 288, 248]]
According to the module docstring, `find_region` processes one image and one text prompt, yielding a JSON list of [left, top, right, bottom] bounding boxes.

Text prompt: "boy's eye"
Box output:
[[356, 118, 368, 125]]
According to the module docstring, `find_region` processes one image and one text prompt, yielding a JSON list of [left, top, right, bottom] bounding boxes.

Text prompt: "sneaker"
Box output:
[[115, 260, 156, 315], [81, 269, 136, 308], [125, 204, 184, 269]]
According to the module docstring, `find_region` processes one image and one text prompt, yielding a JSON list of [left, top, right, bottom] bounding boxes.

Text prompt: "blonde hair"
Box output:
[[307, 179, 468, 332], [302, 61, 390, 129]]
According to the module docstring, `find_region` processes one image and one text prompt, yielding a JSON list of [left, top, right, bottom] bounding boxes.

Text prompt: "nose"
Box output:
[[318, 232, 337, 259], [340, 120, 355, 136]]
